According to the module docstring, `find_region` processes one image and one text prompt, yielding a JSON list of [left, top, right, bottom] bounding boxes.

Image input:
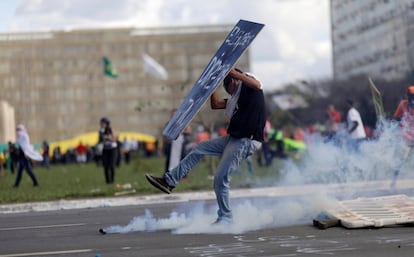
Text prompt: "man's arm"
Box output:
[[348, 121, 358, 134], [393, 101, 405, 121], [210, 89, 226, 109], [228, 68, 262, 90]]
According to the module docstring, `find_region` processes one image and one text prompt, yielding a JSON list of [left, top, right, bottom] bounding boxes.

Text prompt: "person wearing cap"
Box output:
[[13, 124, 40, 187], [390, 85, 414, 188], [145, 67, 266, 225], [393, 85, 414, 140], [98, 117, 117, 184]]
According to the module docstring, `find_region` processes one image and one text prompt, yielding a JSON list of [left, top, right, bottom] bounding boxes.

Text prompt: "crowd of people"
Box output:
[[0, 119, 144, 186], [0, 91, 380, 188]]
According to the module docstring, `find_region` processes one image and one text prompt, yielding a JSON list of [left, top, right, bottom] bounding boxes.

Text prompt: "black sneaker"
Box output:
[[145, 174, 174, 194]]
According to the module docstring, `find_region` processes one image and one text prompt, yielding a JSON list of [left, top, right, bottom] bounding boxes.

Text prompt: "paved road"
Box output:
[[1, 197, 414, 257]]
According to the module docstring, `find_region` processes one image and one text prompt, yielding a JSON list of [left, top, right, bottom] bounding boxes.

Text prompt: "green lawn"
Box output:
[[0, 154, 283, 204]]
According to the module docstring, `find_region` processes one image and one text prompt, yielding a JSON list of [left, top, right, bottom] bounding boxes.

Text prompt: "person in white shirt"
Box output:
[[345, 99, 366, 150]]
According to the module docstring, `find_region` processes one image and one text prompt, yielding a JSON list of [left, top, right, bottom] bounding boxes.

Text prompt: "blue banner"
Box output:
[[163, 19, 264, 139]]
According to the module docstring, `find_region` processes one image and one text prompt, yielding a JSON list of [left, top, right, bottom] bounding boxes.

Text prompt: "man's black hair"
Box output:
[[346, 99, 353, 106], [223, 68, 244, 89], [223, 75, 232, 89], [100, 117, 110, 125]]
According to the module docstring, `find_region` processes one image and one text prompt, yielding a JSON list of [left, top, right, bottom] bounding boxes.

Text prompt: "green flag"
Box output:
[[368, 77, 385, 120], [103, 57, 118, 78]]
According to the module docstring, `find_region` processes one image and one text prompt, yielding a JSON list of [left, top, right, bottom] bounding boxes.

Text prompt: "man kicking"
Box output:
[[146, 67, 266, 224]]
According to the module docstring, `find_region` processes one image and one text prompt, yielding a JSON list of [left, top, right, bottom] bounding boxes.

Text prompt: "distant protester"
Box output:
[[98, 117, 117, 184], [13, 124, 43, 187], [345, 99, 366, 151], [390, 85, 414, 188]]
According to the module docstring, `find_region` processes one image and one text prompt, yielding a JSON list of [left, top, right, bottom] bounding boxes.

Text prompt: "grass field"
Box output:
[[0, 153, 283, 204]]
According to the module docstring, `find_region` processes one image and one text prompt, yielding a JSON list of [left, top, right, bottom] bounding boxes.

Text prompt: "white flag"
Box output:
[[142, 53, 168, 80]]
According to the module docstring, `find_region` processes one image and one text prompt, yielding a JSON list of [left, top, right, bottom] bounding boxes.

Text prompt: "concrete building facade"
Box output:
[[331, 0, 414, 80], [0, 101, 15, 142], [0, 25, 250, 143]]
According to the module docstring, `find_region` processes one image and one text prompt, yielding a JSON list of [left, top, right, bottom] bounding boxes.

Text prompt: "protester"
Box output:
[[144, 141, 157, 157], [13, 124, 42, 187], [390, 85, 414, 188], [42, 140, 50, 169], [393, 85, 414, 141], [267, 128, 286, 161], [52, 146, 62, 164], [195, 126, 210, 144], [122, 137, 131, 164], [257, 120, 272, 167], [325, 104, 341, 141], [7, 141, 18, 173], [345, 99, 366, 150], [76, 141, 87, 163], [98, 117, 117, 184], [115, 136, 122, 167], [146, 67, 266, 224]]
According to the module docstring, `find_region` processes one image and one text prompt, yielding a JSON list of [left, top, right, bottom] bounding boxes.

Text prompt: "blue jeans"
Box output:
[[164, 135, 258, 222]]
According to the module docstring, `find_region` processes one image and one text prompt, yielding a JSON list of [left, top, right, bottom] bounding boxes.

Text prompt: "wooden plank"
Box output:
[[325, 195, 414, 228]]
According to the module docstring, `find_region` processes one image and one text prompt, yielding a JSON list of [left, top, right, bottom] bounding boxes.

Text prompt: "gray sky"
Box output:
[[0, 0, 332, 91]]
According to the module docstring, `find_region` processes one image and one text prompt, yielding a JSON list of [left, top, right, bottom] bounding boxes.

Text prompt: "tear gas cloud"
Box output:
[[106, 121, 412, 234], [279, 121, 408, 186]]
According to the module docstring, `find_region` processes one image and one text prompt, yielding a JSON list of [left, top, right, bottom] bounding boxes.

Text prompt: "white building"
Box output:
[[0, 25, 250, 143], [331, 0, 414, 80]]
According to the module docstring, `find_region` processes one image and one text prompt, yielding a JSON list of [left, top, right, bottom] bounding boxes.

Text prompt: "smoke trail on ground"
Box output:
[[106, 121, 412, 234], [105, 193, 334, 234]]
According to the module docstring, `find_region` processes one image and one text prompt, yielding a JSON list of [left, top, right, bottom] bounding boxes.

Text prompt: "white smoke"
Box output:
[[279, 121, 407, 187], [105, 120, 412, 234], [104, 194, 334, 234], [104, 209, 188, 233]]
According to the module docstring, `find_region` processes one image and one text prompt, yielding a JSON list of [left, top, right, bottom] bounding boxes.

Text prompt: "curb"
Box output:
[[1, 179, 413, 214]]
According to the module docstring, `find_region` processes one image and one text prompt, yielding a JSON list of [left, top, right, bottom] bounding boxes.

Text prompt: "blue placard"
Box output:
[[163, 20, 264, 140]]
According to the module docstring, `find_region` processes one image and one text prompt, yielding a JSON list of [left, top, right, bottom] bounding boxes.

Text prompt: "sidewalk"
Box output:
[[1, 179, 413, 214]]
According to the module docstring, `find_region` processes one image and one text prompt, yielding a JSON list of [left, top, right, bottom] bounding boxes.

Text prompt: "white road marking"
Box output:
[[0, 223, 86, 231], [0, 249, 92, 257]]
